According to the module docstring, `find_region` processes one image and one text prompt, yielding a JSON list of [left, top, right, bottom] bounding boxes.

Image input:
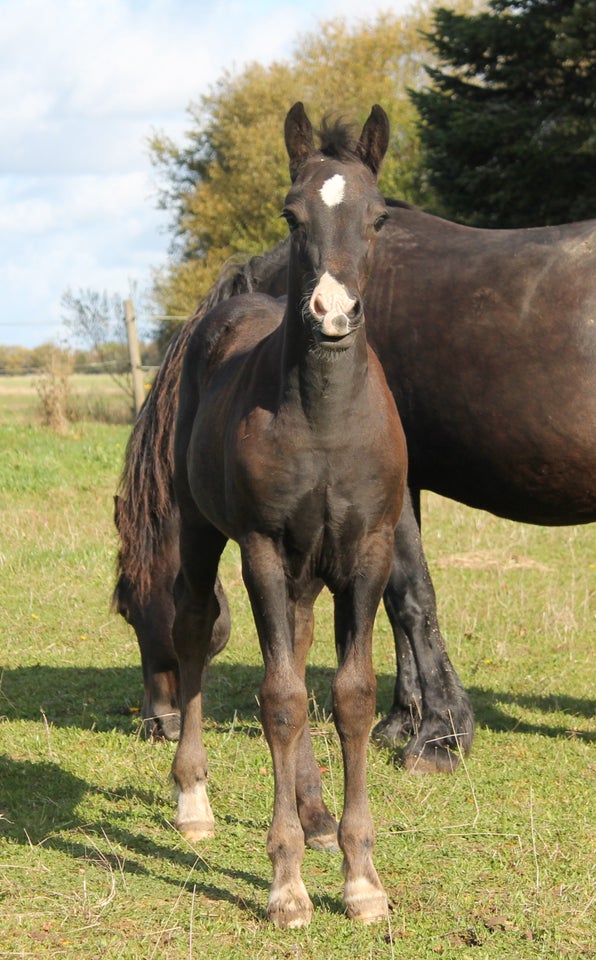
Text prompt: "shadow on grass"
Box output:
[[466, 685, 596, 740], [0, 754, 268, 918], [2, 662, 594, 741]]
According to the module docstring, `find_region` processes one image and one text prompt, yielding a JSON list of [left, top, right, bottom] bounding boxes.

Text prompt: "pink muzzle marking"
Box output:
[[309, 271, 356, 338]]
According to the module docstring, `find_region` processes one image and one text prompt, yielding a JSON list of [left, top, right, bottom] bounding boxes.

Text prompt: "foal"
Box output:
[[171, 102, 406, 928]]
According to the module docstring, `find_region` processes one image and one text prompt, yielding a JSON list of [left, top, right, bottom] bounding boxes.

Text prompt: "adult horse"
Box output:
[[171, 103, 406, 926], [115, 156, 596, 775]]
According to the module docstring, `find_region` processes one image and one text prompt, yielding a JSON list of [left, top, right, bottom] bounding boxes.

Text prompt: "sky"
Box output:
[[0, 0, 414, 349]]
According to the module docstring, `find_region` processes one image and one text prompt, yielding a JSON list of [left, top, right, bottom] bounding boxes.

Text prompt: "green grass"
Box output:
[[0, 381, 594, 959]]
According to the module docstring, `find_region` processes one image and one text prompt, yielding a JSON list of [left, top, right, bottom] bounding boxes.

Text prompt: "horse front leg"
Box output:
[[293, 589, 340, 853], [242, 536, 313, 929], [375, 488, 474, 772], [171, 523, 227, 840], [333, 573, 390, 923]]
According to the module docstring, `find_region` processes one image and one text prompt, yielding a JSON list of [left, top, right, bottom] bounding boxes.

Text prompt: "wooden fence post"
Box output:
[[124, 299, 145, 416]]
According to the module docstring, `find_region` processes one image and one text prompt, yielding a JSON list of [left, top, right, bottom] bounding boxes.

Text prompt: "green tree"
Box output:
[[411, 0, 596, 227], [149, 9, 441, 340]]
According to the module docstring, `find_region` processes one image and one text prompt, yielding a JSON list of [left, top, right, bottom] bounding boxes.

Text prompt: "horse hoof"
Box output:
[[344, 879, 388, 923], [371, 713, 412, 748], [403, 741, 458, 775], [305, 831, 340, 854], [303, 809, 340, 853], [143, 711, 181, 742], [176, 820, 215, 841], [267, 884, 314, 929], [158, 713, 181, 741]]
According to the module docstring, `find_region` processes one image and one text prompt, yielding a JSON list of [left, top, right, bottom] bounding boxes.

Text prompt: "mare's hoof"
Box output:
[[267, 883, 314, 929], [403, 740, 458, 775], [176, 820, 215, 842], [303, 809, 340, 853], [371, 712, 412, 748], [305, 830, 340, 854], [144, 711, 181, 742], [344, 878, 388, 923]]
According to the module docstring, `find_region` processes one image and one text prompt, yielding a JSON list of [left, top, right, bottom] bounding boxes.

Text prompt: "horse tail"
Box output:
[[113, 239, 290, 606]]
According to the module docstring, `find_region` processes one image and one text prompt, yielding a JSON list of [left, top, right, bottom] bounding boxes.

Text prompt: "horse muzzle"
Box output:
[[309, 271, 362, 338]]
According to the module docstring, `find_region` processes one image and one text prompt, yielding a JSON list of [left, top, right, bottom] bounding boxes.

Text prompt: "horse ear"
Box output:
[[356, 105, 390, 179], [285, 102, 315, 182]]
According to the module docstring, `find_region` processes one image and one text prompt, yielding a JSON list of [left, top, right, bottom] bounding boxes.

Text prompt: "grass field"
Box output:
[[0, 373, 150, 425], [0, 376, 594, 959]]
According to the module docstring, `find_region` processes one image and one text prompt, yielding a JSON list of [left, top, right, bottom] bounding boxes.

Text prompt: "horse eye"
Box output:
[[374, 213, 389, 232], [282, 210, 300, 232]]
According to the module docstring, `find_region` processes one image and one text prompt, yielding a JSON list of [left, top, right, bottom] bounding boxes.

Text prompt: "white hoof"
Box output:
[[176, 782, 214, 840], [344, 876, 388, 923], [267, 880, 314, 929]]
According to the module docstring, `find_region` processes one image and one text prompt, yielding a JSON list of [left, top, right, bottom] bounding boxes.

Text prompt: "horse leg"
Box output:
[[115, 510, 231, 741], [373, 488, 474, 772], [171, 522, 228, 840], [333, 574, 389, 923], [293, 589, 339, 853], [242, 534, 313, 929]]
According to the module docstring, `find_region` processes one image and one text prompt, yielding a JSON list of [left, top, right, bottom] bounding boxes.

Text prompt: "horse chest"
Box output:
[[241, 432, 388, 574]]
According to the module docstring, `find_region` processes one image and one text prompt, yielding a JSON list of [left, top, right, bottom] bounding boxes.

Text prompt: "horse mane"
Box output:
[[316, 116, 360, 161], [113, 238, 291, 603]]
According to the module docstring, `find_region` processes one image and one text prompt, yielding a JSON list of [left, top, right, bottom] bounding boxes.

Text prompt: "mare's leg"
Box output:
[[374, 488, 474, 772], [242, 534, 313, 929], [171, 521, 228, 840], [293, 589, 339, 852], [333, 559, 391, 923], [115, 511, 231, 741]]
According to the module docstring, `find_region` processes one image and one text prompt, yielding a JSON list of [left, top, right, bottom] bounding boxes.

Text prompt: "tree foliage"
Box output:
[[412, 0, 596, 227], [149, 9, 442, 339]]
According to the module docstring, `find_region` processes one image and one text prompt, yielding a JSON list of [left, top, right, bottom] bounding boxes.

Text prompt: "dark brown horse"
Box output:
[[115, 146, 596, 775], [169, 104, 406, 927]]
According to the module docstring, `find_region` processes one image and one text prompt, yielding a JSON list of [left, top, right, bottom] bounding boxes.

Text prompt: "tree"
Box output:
[[411, 0, 596, 227], [61, 288, 136, 400], [149, 9, 442, 341]]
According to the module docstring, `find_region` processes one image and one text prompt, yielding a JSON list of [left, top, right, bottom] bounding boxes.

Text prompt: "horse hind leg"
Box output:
[[171, 523, 228, 841], [374, 491, 474, 773], [115, 514, 231, 742]]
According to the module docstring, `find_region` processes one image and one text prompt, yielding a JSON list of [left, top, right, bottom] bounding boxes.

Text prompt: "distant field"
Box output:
[[0, 382, 594, 959], [0, 372, 154, 424]]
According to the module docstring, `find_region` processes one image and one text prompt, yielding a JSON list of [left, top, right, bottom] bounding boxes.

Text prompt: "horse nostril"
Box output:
[[348, 299, 361, 320], [312, 295, 325, 318]]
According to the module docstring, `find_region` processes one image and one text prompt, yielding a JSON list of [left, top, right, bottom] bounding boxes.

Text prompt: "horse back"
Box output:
[[367, 208, 596, 523], [187, 292, 285, 389]]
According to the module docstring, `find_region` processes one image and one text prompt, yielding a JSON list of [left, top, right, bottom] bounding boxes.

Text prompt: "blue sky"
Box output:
[[0, 0, 412, 349]]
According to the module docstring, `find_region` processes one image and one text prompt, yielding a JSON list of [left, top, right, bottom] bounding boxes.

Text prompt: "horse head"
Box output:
[[282, 102, 390, 349]]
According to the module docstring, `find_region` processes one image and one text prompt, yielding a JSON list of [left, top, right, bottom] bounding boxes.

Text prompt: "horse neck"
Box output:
[[279, 272, 370, 430]]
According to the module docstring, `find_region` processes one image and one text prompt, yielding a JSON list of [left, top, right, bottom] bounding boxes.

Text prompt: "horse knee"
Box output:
[[261, 671, 308, 746], [333, 666, 376, 735]]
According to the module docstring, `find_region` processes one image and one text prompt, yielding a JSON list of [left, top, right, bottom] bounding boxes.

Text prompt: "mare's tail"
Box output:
[[113, 240, 290, 606]]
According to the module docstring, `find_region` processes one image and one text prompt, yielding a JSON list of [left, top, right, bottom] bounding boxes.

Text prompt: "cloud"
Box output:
[[0, 0, 412, 348]]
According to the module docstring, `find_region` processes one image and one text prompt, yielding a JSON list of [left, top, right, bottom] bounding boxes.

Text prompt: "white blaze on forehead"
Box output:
[[319, 173, 346, 207]]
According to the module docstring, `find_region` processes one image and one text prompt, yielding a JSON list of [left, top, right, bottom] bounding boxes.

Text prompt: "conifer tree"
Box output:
[[412, 0, 596, 227]]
